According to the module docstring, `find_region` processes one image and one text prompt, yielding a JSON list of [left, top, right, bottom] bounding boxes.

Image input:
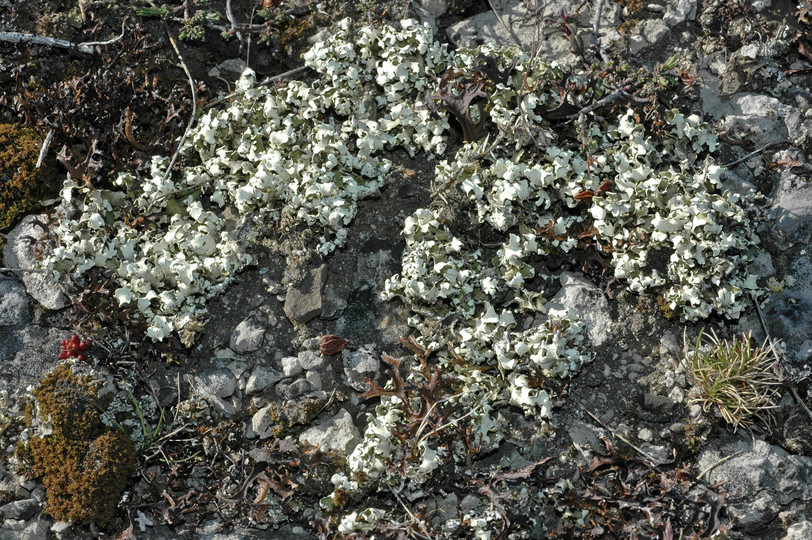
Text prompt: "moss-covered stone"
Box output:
[[23, 363, 136, 526], [0, 123, 59, 251], [32, 364, 102, 439]]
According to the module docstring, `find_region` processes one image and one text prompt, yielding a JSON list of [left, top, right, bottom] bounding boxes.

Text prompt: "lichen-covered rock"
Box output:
[[298, 408, 361, 454], [697, 439, 812, 528], [229, 316, 266, 354], [245, 365, 282, 395], [0, 279, 29, 326], [3, 215, 68, 311], [284, 264, 327, 324]]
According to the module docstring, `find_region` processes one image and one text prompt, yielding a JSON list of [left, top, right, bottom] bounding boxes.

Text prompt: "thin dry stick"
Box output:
[[36, 129, 54, 169], [388, 485, 435, 540], [590, 0, 611, 65], [487, 0, 523, 50], [0, 266, 48, 274], [0, 24, 125, 54], [751, 293, 812, 423], [201, 65, 308, 111], [721, 141, 783, 168], [225, 0, 244, 50], [150, 24, 198, 211], [258, 65, 308, 86], [696, 451, 743, 481], [581, 406, 664, 468]]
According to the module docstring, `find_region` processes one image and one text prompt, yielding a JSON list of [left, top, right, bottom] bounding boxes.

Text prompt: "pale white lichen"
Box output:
[[42, 19, 452, 341]]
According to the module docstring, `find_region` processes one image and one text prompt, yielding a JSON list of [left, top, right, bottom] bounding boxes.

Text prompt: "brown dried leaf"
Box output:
[[318, 334, 348, 356]]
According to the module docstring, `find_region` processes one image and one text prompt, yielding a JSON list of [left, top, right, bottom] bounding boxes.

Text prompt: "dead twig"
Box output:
[[721, 141, 784, 168], [696, 451, 743, 481], [581, 406, 664, 467], [487, 0, 523, 50], [202, 65, 309, 111], [590, 0, 611, 65], [149, 24, 198, 212], [225, 0, 244, 51], [0, 21, 126, 54], [36, 129, 54, 169]]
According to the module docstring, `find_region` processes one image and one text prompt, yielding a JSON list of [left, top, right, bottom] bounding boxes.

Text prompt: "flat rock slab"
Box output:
[[768, 169, 812, 250], [447, 0, 620, 66], [284, 264, 327, 324], [298, 408, 361, 455], [229, 316, 266, 354], [193, 368, 237, 399], [697, 438, 812, 528], [0, 325, 67, 394], [2, 214, 67, 311], [0, 279, 29, 326], [708, 93, 804, 148]]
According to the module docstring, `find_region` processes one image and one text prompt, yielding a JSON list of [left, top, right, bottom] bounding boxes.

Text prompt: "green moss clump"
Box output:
[[22, 364, 136, 527], [0, 123, 59, 248], [32, 364, 103, 439]]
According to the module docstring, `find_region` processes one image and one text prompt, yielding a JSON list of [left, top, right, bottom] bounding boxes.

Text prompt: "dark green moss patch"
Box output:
[[22, 364, 136, 527], [0, 124, 59, 243]]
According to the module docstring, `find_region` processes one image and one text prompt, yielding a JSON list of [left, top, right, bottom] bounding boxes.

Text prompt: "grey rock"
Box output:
[[417, 0, 447, 17], [545, 272, 612, 347], [229, 316, 266, 354], [281, 355, 303, 378], [2, 214, 68, 310], [641, 19, 669, 46], [659, 331, 680, 356], [305, 370, 322, 391], [752, 0, 772, 11], [0, 498, 39, 520], [298, 408, 361, 454], [308, 29, 331, 44], [629, 34, 647, 55], [321, 266, 352, 321], [425, 493, 459, 528], [781, 409, 812, 455], [784, 521, 812, 540], [763, 251, 812, 365], [769, 170, 812, 249], [697, 439, 812, 528], [194, 368, 237, 399], [298, 350, 326, 371], [227, 360, 249, 381], [663, 0, 696, 26], [0, 326, 67, 395], [567, 421, 605, 461], [251, 405, 277, 439], [245, 365, 282, 395], [0, 279, 29, 326], [447, 0, 620, 67], [410, 2, 436, 34], [748, 252, 774, 278], [460, 494, 481, 512], [2, 520, 48, 539], [642, 392, 675, 412], [713, 93, 792, 147], [207, 58, 246, 78], [738, 43, 760, 61], [284, 264, 327, 324], [343, 346, 381, 391], [276, 378, 311, 400]]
